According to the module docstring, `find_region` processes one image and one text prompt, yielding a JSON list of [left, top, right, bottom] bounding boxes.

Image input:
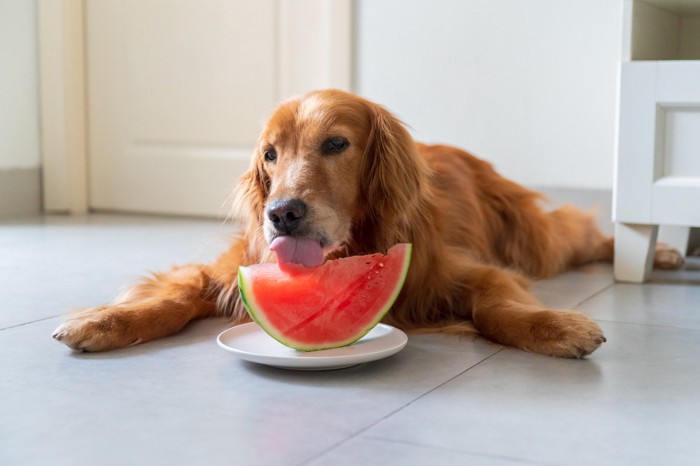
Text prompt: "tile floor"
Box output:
[[1, 195, 699, 466]]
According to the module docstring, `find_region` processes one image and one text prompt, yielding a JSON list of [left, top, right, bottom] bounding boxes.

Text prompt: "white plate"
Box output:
[[217, 323, 408, 371]]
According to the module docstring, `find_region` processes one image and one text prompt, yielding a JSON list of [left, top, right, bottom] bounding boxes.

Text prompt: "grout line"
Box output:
[[588, 317, 700, 332], [573, 281, 615, 308], [573, 282, 700, 332], [360, 436, 556, 466], [297, 348, 505, 466], [0, 314, 61, 332]]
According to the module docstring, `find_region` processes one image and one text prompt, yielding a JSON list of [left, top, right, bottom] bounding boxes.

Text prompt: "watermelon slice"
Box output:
[[238, 243, 412, 351]]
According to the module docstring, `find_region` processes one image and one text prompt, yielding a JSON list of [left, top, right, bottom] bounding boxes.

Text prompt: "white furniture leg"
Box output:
[[658, 225, 690, 256], [614, 223, 659, 283]]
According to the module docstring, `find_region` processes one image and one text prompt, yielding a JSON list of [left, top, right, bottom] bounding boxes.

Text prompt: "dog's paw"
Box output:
[[52, 307, 141, 352], [654, 243, 684, 270], [526, 310, 606, 358]]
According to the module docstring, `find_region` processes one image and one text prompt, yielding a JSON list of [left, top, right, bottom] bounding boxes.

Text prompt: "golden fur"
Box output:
[[53, 89, 681, 357]]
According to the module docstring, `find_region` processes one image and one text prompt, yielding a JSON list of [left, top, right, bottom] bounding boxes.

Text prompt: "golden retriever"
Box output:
[[52, 89, 682, 357]]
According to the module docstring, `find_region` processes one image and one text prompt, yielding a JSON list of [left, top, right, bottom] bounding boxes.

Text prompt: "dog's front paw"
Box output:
[[526, 311, 606, 358], [52, 307, 141, 352]]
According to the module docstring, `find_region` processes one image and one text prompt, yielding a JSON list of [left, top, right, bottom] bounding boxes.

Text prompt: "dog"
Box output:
[[52, 89, 683, 357]]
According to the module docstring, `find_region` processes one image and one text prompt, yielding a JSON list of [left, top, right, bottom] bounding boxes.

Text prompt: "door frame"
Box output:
[[38, 0, 353, 214], [38, 0, 89, 214]]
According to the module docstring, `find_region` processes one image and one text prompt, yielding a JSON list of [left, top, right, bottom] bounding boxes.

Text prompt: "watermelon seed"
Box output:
[[379, 263, 384, 267]]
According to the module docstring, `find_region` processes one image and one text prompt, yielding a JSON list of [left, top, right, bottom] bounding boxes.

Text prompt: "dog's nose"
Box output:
[[267, 198, 307, 234]]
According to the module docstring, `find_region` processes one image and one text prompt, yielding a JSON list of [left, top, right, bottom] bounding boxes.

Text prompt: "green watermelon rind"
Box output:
[[238, 243, 412, 352]]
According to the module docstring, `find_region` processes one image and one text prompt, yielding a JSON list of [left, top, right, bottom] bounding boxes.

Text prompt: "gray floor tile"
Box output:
[[3, 211, 700, 466], [0, 262, 115, 329], [357, 320, 700, 466], [650, 256, 700, 285], [305, 436, 545, 466], [0, 214, 233, 270], [0, 215, 234, 329], [1, 317, 499, 466], [0, 384, 267, 466], [582, 280, 700, 330], [530, 263, 613, 309]]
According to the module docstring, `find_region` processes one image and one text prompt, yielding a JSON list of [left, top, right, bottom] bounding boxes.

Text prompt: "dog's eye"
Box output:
[[263, 148, 277, 163], [322, 137, 349, 155]]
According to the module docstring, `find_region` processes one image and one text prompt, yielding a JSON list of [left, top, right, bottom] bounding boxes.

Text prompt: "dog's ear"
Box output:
[[230, 153, 269, 229], [361, 103, 426, 233]]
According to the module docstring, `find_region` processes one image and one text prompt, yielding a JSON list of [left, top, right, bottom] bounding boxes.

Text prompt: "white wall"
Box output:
[[0, 0, 40, 170], [356, 0, 623, 189]]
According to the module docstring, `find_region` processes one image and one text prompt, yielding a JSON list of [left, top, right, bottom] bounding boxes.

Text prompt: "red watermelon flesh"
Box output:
[[238, 243, 412, 351]]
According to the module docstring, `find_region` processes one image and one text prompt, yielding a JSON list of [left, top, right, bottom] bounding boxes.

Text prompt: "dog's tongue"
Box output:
[[270, 236, 324, 268]]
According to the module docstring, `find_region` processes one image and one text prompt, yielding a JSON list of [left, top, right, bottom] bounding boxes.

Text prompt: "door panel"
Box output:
[[87, 0, 277, 217]]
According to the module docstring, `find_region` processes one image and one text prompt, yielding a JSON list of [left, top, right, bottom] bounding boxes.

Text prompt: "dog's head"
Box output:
[[233, 89, 425, 260]]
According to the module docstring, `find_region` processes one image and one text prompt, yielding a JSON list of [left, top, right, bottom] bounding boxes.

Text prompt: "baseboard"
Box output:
[[0, 167, 42, 218]]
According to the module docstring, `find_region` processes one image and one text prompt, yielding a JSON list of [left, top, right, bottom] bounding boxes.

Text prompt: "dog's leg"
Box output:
[[52, 264, 220, 352], [533, 205, 683, 274], [548, 205, 614, 265], [463, 262, 606, 358], [495, 202, 614, 278], [52, 242, 246, 352], [654, 242, 685, 269]]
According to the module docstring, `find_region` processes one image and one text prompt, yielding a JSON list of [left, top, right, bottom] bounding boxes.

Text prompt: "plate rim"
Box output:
[[217, 322, 407, 369]]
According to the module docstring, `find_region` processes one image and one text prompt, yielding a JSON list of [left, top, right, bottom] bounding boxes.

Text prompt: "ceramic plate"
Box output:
[[217, 323, 408, 371]]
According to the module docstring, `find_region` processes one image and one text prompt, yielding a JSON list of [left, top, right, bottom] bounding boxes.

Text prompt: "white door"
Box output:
[[86, 0, 351, 217]]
